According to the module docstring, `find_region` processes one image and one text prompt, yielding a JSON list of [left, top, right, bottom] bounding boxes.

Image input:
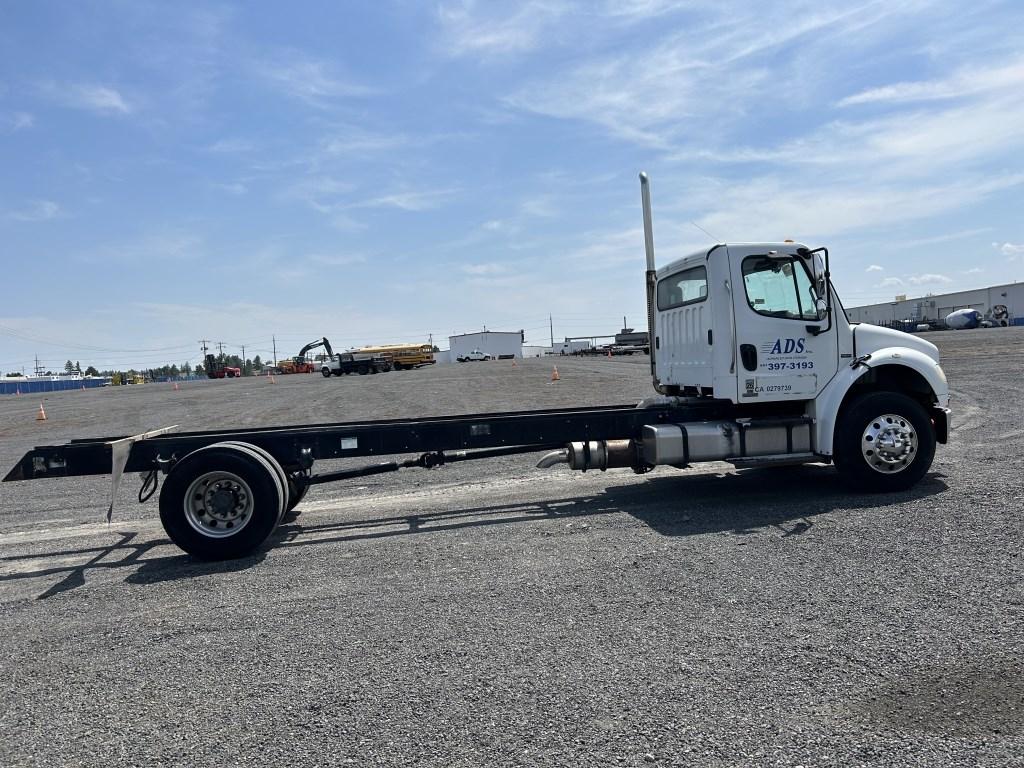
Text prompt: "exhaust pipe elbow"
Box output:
[[536, 449, 569, 469]]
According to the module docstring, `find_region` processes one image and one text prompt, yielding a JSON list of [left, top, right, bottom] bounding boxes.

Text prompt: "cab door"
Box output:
[[729, 247, 838, 403]]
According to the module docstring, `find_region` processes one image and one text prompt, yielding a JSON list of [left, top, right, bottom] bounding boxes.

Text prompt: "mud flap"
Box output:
[[107, 426, 178, 522]]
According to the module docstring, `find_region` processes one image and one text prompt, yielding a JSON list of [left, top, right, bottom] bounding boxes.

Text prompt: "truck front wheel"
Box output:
[[834, 391, 936, 492]]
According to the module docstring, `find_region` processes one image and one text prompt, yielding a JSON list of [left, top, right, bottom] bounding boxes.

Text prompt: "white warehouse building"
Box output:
[[449, 331, 524, 360], [847, 282, 1023, 327]]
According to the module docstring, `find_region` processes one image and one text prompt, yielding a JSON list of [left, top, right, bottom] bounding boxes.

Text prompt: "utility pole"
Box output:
[[199, 340, 210, 355], [216, 341, 225, 357], [549, 314, 554, 347], [272, 335, 277, 366], [623, 315, 627, 331], [241, 344, 246, 375]]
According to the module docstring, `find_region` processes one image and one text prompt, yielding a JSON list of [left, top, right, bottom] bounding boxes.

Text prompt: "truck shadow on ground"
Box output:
[[0, 531, 265, 599], [271, 465, 949, 550], [0, 465, 947, 599]]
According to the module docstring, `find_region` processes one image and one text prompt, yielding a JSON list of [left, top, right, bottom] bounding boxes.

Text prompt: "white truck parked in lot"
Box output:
[[538, 174, 951, 492], [5, 173, 950, 559], [457, 349, 492, 362]]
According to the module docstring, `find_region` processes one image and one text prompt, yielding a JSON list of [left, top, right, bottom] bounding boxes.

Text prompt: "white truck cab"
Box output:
[[546, 175, 951, 493], [654, 243, 947, 408]]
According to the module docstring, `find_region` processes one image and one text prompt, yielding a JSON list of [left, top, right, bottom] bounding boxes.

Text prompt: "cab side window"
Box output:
[[657, 266, 708, 310], [742, 256, 818, 320]]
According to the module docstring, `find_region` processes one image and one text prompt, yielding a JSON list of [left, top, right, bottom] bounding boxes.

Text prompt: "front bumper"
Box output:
[[932, 406, 951, 444]]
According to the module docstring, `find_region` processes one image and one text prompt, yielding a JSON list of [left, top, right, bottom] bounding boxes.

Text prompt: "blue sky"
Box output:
[[2, 0, 1023, 373]]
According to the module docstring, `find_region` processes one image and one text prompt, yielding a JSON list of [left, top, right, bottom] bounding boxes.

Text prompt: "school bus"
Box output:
[[354, 344, 435, 370]]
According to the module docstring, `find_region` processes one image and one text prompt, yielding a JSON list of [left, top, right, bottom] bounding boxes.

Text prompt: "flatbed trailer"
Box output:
[[3, 399, 813, 559]]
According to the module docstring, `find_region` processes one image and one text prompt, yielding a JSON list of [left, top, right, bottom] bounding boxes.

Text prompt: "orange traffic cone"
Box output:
[[269, 374, 276, 384], [551, 366, 560, 382], [173, 382, 180, 391], [36, 403, 47, 421], [607, 348, 612, 358], [512, 359, 517, 367], [15, 387, 21, 396]]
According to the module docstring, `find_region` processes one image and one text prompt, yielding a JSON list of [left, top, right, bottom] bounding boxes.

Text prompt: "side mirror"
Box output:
[[815, 296, 828, 321], [812, 253, 827, 297], [804, 247, 832, 335]]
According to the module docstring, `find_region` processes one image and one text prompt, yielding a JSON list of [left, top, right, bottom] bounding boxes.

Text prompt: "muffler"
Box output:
[[537, 439, 637, 472]]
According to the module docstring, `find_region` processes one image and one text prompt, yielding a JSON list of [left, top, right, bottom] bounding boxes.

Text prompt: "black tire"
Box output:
[[159, 444, 284, 559], [286, 476, 308, 514], [834, 391, 936, 492], [393, 362, 403, 371], [321, 367, 331, 378], [220, 441, 288, 525], [358, 364, 369, 375]]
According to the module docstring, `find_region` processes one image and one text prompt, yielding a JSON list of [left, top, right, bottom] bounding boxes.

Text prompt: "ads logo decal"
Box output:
[[760, 338, 807, 355]]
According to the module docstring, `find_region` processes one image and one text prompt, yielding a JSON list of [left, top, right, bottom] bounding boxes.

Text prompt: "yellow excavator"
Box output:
[[278, 338, 333, 374]]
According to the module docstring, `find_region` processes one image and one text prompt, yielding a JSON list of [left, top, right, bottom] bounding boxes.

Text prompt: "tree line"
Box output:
[[3, 354, 269, 380]]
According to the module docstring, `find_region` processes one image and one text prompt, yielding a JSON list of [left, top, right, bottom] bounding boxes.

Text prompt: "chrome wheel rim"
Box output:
[[861, 413, 918, 474], [184, 471, 254, 538]]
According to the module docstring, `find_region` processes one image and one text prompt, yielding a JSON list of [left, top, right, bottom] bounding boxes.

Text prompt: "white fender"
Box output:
[[811, 348, 949, 455]]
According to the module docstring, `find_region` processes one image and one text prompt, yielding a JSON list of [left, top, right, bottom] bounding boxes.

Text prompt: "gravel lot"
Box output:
[[1, 331, 1022, 767]]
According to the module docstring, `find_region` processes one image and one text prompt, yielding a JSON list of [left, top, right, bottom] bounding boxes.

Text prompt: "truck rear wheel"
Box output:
[[219, 441, 288, 525], [159, 443, 284, 560], [834, 391, 935, 492], [321, 367, 331, 377]]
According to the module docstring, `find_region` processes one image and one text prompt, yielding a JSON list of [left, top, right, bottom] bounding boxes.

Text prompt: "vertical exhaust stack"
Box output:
[[639, 172, 665, 394]]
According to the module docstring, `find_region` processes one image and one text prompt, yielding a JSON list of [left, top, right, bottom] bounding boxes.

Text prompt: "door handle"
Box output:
[[740, 344, 757, 372]]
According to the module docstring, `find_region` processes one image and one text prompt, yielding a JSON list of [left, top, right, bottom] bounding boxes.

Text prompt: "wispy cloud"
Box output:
[[877, 277, 904, 289], [254, 52, 373, 106], [838, 58, 1024, 106], [505, 1, 917, 147], [7, 200, 60, 222], [204, 137, 257, 153], [995, 241, 1024, 256], [75, 231, 206, 264], [866, 264, 884, 272], [39, 82, 132, 115], [907, 273, 953, 286], [898, 228, 991, 248], [283, 176, 356, 214], [319, 125, 411, 156], [436, 1, 571, 57], [214, 182, 248, 195], [520, 195, 557, 217], [355, 188, 459, 212], [694, 173, 1024, 242], [307, 253, 367, 266], [602, 0, 690, 20], [461, 262, 508, 275], [4, 111, 34, 131]]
